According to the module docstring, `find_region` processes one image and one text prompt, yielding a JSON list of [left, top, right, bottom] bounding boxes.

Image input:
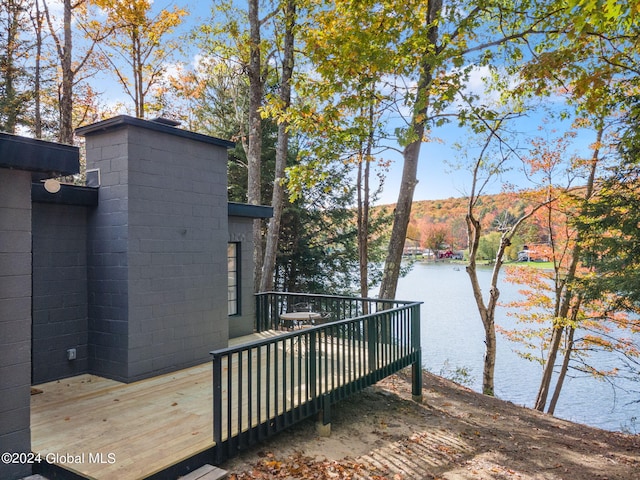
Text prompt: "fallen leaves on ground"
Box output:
[[224, 369, 640, 480], [229, 451, 394, 480]]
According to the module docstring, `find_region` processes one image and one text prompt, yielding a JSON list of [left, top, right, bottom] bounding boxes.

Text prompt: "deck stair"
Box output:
[[178, 464, 227, 480]]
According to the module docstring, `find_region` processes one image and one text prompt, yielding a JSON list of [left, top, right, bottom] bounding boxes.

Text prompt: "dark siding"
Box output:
[[31, 203, 89, 383], [0, 169, 33, 480]]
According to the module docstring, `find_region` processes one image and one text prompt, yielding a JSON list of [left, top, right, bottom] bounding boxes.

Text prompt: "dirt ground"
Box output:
[[221, 369, 640, 479]]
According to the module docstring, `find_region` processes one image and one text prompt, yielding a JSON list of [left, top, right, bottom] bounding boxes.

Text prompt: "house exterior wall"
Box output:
[[228, 216, 256, 339], [31, 203, 89, 384], [81, 118, 231, 382], [0, 125, 271, 479], [125, 125, 229, 380], [85, 128, 131, 380], [0, 169, 33, 480]]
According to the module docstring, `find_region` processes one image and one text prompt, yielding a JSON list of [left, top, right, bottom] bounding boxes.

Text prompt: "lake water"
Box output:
[[393, 261, 639, 433]]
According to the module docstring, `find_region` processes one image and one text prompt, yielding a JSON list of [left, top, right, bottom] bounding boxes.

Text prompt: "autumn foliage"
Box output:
[[387, 192, 538, 255]]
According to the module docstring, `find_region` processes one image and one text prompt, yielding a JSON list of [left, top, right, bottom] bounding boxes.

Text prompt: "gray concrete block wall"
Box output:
[[228, 217, 256, 339], [82, 119, 231, 382], [31, 203, 89, 384], [125, 126, 229, 380], [0, 169, 33, 480], [85, 129, 130, 381]]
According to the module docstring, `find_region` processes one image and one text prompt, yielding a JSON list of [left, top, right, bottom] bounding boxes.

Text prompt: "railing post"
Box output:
[[211, 352, 223, 464], [410, 304, 423, 403], [255, 294, 263, 332], [316, 393, 332, 437]]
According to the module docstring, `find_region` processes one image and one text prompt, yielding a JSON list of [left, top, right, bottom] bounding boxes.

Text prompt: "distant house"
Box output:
[[517, 245, 548, 262], [403, 246, 423, 256], [518, 249, 533, 262], [0, 116, 271, 479], [430, 248, 463, 260]]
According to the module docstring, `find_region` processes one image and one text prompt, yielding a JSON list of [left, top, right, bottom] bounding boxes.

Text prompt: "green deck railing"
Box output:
[[210, 292, 422, 464]]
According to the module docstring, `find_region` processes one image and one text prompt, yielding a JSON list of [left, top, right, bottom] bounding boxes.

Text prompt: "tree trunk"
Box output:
[[483, 312, 497, 395], [466, 159, 536, 396], [59, 0, 73, 144], [357, 104, 374, 309], [260, 0, 295, 292], [378, 141, 419, 300], [535, 126, 602, 411], [358, 159, 371, 303], [378, 0, 441, 300], [131, 27, 144, 118], [465, 264, 496, 396], [535, 322, 564, 410], [1, 0, 21, 133], [465, 207, 498, 396], [33, 0, 43, 138], [248, 0, 264, 292], [548, 325, 575, 415], [546, 294, 583, 415]]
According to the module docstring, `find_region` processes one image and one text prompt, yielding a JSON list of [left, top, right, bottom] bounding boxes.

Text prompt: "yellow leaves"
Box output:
[[92, 0, 188, 116], [98, 0, 187, 43]]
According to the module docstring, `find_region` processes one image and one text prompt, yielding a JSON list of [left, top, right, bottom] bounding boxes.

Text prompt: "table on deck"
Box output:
[[279, 311, 323, 329]]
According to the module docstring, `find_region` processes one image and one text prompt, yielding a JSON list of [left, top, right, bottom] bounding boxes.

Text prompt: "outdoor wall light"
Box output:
[[44, 178, 61, 193]]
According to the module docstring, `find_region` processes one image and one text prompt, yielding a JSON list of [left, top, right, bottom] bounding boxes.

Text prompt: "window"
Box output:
[[228, 243, 240, 316]]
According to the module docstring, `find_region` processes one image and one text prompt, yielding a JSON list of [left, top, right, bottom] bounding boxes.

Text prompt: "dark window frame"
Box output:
[[228, 242, 241, 316]]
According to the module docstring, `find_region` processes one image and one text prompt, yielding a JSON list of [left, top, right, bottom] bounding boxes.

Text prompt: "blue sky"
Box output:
[[95, 1, 596, 204], [375, 122, 595, 205]]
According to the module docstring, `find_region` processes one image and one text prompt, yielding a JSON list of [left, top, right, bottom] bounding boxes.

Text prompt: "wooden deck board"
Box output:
[[31, 362, 216, 480], [31, 330, 373, 479], [30, 333, 285, 480]]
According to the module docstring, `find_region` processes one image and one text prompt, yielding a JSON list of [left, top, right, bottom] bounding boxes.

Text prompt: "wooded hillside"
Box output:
[[381, 192, 539, 256]]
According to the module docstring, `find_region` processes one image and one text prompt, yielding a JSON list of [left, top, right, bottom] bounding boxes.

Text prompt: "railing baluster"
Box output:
[[297, 334, 303, 419], [309, 330, 317, 402], [246, 351, 251, 437], [274, 339, 280, 429], [266, 343, 271, 434], [256, 345, 262, 439], [329, 324, 334, 392], [226, 353, 233, 455], [339, 324, 344, 391]]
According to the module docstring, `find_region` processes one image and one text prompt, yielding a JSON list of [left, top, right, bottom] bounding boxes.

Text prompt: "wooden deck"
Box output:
[[30, 295, 422, 479], [31, 331, 282, 480]]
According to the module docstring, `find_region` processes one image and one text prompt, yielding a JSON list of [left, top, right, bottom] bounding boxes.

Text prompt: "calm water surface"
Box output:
[[393, 261, 639, 433]]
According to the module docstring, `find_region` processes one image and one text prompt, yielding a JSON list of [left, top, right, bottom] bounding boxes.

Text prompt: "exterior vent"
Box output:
[[86, 168, 100, 187]]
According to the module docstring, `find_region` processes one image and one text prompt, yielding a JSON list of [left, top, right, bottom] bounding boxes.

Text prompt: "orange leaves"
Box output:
[[522, 129, 582, 182], [502, 240, 640, 383]]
